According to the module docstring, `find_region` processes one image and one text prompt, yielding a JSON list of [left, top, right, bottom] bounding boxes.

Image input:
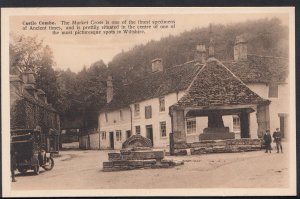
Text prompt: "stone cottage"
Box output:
[[10, 69, 61, 152], [98, 35, 289, 150]]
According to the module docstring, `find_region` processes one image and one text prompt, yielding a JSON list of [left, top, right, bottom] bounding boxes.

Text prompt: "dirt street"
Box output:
[[11, 143, 289, 190]]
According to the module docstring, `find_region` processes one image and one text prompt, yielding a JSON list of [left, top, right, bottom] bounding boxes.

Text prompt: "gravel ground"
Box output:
[[11, 142, 289, 190]]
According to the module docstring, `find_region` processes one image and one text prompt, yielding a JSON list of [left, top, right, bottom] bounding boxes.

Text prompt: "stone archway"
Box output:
[[122, 134, 153, 149]]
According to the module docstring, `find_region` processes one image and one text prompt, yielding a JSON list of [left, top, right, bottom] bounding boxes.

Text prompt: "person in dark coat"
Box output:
[[273, 128, 283, 153], [263, 130, 272, 153]]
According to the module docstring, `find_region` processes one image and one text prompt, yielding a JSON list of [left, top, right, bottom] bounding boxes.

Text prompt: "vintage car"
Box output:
[[11, 127, 56, 175]]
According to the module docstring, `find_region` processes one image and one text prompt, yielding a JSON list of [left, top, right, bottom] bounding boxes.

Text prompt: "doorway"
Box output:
[[279, 114, 285, 138], [109, 132, 114, 149], [146, 125, 153, 146]]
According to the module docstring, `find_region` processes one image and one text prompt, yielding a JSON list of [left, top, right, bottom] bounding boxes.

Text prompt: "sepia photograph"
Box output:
[[1, 7, 296, 197]]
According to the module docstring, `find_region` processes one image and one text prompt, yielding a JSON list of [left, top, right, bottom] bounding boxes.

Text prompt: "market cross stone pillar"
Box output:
[[171, 109, 186, 142], [240, 111, 250, 138], [208, 113, 225, 128], [200, 112, 234, 140]]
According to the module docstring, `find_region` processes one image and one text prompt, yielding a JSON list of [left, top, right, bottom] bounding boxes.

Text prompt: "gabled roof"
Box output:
[[224, 55, 288, 84], [102, 61, 202, 111], [171, 58, 270, 109]]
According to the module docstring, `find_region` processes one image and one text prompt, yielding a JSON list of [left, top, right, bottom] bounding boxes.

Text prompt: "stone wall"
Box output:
[[173, 138, 262, 155]]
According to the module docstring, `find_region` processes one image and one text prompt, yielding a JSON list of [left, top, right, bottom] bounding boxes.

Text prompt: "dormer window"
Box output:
[[145, 106, 152, 119]]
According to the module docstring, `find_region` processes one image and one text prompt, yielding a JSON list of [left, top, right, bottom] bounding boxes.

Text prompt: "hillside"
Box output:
[[107, 17, 288, 85]]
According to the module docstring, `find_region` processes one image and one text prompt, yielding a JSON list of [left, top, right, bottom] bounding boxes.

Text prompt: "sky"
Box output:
[[10, 12, 289, 73]]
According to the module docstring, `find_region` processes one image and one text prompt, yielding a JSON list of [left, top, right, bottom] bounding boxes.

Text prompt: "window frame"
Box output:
[[119, 110, 123, 121], [145, 105, 152, 119], [160, 121, 167, 137], [134, 104, 140, 117], [159, 97, 165, 112], [186, 118, 196, 134], [135, 126, 141, 135], [232, 116, 240, 131], [101, 131, 106, 140], [105, 112, 108, 123], [268, 83, 278, 98], [116, 130, 122, 141]]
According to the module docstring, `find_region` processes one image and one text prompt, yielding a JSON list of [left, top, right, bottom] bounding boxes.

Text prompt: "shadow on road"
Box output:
[[15, 170, 46, 177]]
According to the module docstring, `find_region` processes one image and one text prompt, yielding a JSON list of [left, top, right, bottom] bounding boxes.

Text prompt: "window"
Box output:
[[116, 130, 122, 141], [119, 110, 123, 121], [186, 118, 196, 134], [268, 83, 278, 98], [160, 121, 167, 137], [134, 104, 140, 117], [233, 116, 240, 131], [159, 97, 165, 112], [101, 131, 106, 140], [135, 126, 141, 135], [145, 105, 152, 119], [105, 112, 108, 122]]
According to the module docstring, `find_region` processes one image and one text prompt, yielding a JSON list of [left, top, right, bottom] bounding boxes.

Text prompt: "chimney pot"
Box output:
[[234, 35, 247, 61], [151, 58, 163, 72], [106, 76, 113, 103], [195, 44, 206, 63]]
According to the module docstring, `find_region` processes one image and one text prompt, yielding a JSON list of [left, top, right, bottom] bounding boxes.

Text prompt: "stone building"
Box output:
[[10, 70, 60, 152], [98, 35, 289, 150]]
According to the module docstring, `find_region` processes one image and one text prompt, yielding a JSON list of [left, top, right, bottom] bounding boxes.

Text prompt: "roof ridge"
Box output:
[[247, 54, 288, 60], [184, 63, 206, 93]]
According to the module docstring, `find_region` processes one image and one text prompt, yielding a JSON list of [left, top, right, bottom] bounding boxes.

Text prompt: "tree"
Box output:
[[35, 45, 60, 108], [10, 34, 62, 112], [10, 34, 44, 74]]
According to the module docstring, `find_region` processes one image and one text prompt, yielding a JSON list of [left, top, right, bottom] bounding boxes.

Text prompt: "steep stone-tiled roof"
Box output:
[[224, 55, 288, 84], [171, 58, 270, 109], [102, 61, 202, 111]]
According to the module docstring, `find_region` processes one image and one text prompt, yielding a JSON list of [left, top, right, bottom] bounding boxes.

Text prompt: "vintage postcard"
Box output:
[[1, 7, 296, 197]]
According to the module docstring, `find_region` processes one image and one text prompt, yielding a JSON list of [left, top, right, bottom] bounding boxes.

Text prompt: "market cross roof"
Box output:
[[102, 55, 287, 112], [171, 58, 270, 109]]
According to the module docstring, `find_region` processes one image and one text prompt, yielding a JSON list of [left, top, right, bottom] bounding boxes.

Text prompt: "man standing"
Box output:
[[273, 128, 283, 153], [263, 130, 272, 153]]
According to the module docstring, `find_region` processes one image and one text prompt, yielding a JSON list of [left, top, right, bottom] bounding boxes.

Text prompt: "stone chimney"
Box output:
[[234, 35, 247, 61], [37, 89, 48, 104], [195, 44, 206, 63], [151, 58, 163, 72], [21, 69, 36, 88], [106, 76, 113, 103], [208, 24, 215, 57]]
